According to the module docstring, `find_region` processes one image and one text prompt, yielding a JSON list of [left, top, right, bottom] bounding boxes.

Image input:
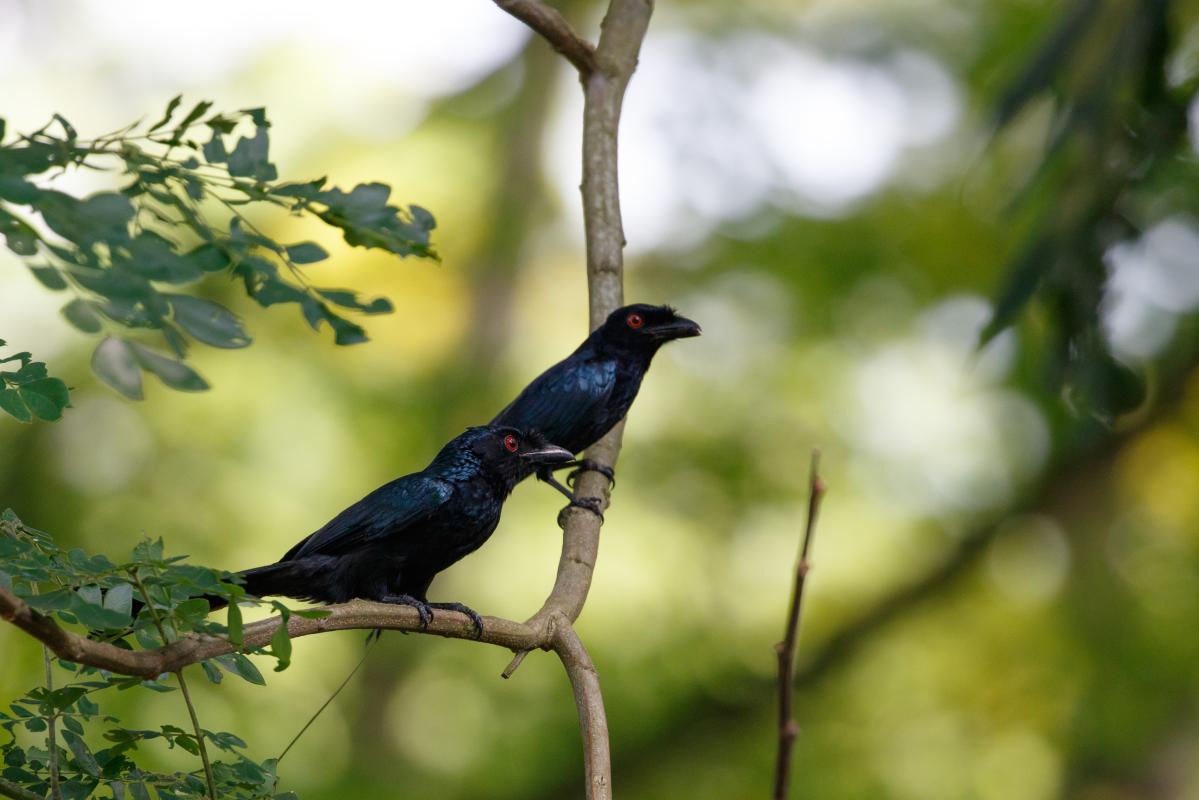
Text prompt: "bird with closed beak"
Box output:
[[492, 303, 701, 513]]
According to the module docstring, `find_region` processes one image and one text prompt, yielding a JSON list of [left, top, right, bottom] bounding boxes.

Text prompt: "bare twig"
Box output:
[[277, 635, 377, 763], [492, 0, 597, 76], [773, 450, 827, 800]]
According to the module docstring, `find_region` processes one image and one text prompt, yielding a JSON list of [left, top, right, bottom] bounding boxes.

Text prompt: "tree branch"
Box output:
[[0, 588, 541, 679], [492, 0, 597, 76], [0, 777, 41, 800], [773, 451, 827, 800], [552, 619, 611, 796]]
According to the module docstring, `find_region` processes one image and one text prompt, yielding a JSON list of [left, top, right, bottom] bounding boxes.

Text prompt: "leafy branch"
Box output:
[[0, 99, 438, 420], [984, 0, 1192, 419], [0, 510, 307, 800]]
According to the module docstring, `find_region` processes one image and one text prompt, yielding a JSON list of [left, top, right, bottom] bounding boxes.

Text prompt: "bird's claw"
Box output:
[[380, 594, 433, 630], [566, 459, 616, 490], [427, 602, 485, 640], [562, 495, 605, 523]]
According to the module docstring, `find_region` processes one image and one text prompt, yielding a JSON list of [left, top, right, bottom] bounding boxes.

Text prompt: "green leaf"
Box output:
[[91, 338, 143, 400], [227, 127, 277, 181], [201, 131, 227, 164], [201, 660, 223, 684], [285, 242, 328, 264], [122, 232, 203, 284], [62, 299, 104, 333], [171, 100, 213, 141], [129, 343, 208, 392], [0, 388, 31, 422], [269, 618, 291, 672], [0, 207, 41, 255], [148, 94, 183, 133], [70, 591, 130, 629], [226, 601, 243, 648], [103, 583, 133, 617], [185, 242, 230, 273], [29, 265, 66, 290], [61, 729, 101, 776], [168, 295, 251, 349], [222, 653, 265, 685], [317, 289, 393, 315], [17, 378, 70, 421], [24, 589, 75, 613], [38, 191, 135, 247]]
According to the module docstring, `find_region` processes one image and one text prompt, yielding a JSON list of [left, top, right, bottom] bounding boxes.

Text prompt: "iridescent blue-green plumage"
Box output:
[[225, 426, 572, 625], [492, 303, 701, 481]]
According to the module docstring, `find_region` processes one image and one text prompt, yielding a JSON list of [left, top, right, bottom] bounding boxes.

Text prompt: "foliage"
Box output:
[[0, 341, 70, 423], [0, 99, 438, 421], [0, 509, 319, 799], [986, 0, 1194, 419]]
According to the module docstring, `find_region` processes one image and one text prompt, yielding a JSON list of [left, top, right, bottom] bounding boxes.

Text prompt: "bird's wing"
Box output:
[[284, 474, 454, 560], [492, 357, 617, 450]]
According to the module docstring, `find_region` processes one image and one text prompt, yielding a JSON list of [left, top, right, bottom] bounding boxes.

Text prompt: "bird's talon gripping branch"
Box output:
[[380, 594, 433, 629], [566, 459, 615, 490], [427, 602, 485, 640], [566, 496, 605, 523]]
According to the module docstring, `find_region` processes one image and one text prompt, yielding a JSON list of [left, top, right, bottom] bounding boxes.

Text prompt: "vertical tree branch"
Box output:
[[773, 451, 827, 800], [493, 1, 653, 797]]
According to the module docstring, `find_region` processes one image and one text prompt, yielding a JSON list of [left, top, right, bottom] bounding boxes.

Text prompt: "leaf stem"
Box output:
[[42, 646, 62, 800]]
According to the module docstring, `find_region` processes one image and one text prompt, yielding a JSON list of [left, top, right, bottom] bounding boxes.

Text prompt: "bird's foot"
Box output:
[[559, 495, 605, 526], [379, 594, 433, 630], [566, 459, 616, 490], [427, 602, 485, 640]]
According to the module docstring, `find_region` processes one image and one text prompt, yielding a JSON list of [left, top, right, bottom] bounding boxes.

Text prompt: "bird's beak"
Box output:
[[649, 316, 702, 341], [520, 444, 576, 465]]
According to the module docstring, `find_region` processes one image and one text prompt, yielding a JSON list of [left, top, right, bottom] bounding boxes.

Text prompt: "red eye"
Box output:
[[503, 434, 519, 452], [627, 313, 644, 329]]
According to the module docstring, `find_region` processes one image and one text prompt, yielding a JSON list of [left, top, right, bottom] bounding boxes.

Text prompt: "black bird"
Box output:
[[204, 426, 573, 637], [491, 303, 701, 508]]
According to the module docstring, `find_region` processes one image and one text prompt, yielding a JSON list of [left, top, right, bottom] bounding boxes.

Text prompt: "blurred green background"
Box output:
[[5, 0, 1199, 797]]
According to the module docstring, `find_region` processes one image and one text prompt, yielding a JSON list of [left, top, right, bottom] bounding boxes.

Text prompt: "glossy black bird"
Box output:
[[491, 303, 701, 508], [206, 426, 572, 637]]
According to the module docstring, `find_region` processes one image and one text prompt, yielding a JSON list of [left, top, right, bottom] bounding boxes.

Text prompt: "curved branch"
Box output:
[[0, 588, 540, 679], [493, 0, 597, 76], [552, 620, 612, 797]]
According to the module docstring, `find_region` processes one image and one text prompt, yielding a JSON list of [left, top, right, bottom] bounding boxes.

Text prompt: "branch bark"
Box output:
[[492, 0, 597, 75], [0, 777, 41, 800]]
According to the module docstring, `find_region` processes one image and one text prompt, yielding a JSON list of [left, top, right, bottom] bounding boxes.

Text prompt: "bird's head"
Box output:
[[595, 303, 702, 351], [456, 425, 574, 487]]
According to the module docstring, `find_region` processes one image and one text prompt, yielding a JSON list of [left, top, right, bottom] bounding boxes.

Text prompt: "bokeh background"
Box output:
[[4, 0, 1199, 798]]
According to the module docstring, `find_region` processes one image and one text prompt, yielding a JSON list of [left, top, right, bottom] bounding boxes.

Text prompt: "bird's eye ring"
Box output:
[[627, 313, 644, 329], [503, 434, 519, 452]]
